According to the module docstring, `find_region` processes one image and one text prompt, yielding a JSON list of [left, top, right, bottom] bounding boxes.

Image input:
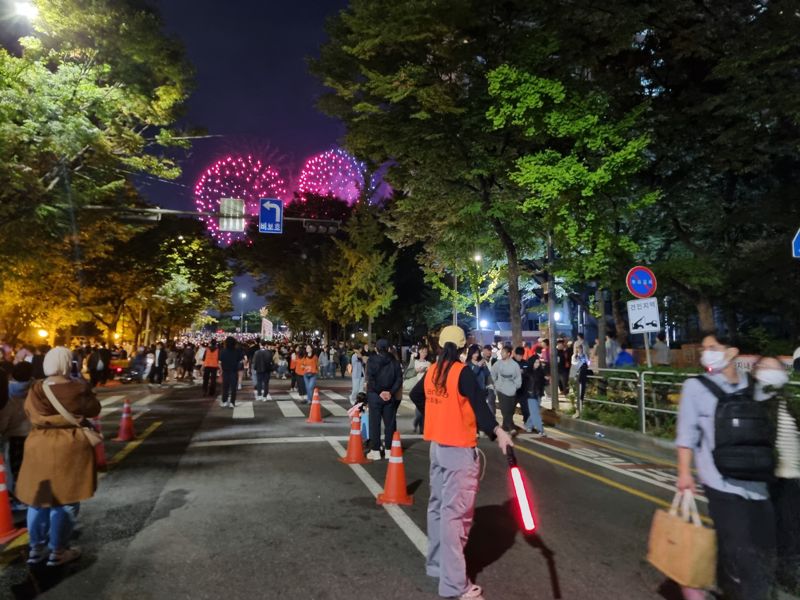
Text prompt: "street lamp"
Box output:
[[15, 1, 38, 19], [473, 254, 483, 341], [239, 292, 247, 333], [37, 329, 48, 339]]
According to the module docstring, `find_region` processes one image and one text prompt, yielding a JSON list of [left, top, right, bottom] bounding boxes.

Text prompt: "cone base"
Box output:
[[377, 493, 413, 506], [0, 527, 26, 545], [113, 435, 136, 442], [339, 455, 371, 465], [305, 418, 324, 424]]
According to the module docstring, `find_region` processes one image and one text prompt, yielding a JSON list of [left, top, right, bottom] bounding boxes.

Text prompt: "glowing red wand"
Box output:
[[507, 447, 536, 533]]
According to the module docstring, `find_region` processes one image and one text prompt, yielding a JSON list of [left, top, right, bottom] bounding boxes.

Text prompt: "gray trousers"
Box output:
[[426, 442, 480, 597]]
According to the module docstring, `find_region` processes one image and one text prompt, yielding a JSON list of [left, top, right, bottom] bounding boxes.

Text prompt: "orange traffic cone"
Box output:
[[0, 455, 25, 544], [306, 388, 323, 423], [92, 418, 107, 471], [377, 431, 413, 506], [339, 413, 371, 464], [113, 398, 136, 441]]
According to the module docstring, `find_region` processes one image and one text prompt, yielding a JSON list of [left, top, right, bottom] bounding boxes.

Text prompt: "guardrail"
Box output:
[[578, 369, 800, 437]]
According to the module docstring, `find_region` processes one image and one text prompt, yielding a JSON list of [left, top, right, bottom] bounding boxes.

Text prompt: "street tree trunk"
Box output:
[[696, 297, 715, 333], [611, 289, 629, 346], [491, 218, 522, 347], [595, 287, 607, 369]]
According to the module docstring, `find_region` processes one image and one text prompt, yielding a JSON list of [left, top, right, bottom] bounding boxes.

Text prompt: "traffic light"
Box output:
[[302, 219, 340, 234]]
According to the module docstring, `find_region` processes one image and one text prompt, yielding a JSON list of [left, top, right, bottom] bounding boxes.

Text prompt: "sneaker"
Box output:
[[46, 547, 81, 567], [27, 545, 48, 565], [366, 450, 382, 461], [459, 584, 484, 600], [237, 384, 242, 390]]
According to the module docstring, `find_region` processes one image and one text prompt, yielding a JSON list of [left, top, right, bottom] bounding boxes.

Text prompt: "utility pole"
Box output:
[[596, 286, 607, 369], [546, 232, 559, 413]]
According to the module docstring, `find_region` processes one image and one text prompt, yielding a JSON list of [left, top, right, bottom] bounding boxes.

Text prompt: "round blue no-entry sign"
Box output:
[[626, 266, 657, 299]]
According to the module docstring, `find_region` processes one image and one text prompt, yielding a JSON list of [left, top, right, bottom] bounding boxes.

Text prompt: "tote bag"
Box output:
[[647, 491, 716, 590]]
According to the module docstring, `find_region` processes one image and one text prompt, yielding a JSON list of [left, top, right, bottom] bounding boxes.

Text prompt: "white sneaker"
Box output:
[[366, 450, 382, 461], [459, 584, 484, 600]]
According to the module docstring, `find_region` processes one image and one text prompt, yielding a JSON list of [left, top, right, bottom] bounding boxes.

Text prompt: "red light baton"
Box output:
[[507, 447, 536, 533]]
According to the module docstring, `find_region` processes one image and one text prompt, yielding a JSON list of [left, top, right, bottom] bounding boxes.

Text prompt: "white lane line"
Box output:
[[188, 434, 426, 449], [277, 401, 305, 418], [326, 437, 427, 557], [321, 390, 347, 401], [320, 400, 348, 417], [135, 393, 163, 407], [100, 395, 125, 407], [233, 401, 255, 419], [132, 408, 151, 421]]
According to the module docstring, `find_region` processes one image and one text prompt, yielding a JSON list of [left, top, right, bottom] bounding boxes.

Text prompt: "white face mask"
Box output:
[[755, 368, 789, 389], [700, 350, 728, 372]]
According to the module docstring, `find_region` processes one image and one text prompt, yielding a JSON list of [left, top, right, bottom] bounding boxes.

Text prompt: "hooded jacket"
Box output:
[[490, 357, 521, 397], [366, 351, 402, 395]]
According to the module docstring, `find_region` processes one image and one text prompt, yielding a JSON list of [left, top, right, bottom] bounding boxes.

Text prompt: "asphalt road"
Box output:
[[0, 375, 733, 600]]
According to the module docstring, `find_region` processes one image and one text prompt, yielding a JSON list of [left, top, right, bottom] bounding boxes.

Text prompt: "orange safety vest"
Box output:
[[423, 362, 477, 448], [203, 348, 219, 368]]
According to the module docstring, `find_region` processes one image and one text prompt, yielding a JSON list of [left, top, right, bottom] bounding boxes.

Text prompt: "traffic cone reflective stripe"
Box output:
[[340, 414, 371, 464], [92, 418, 107, 471], [306, 388, 323, 423], [0, 456, 25, 544], [113, 398, 137, 441], [377, 431, 413, 506]]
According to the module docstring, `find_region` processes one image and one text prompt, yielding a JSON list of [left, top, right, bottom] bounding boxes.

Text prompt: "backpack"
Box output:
[[696, 375, 775, 482]]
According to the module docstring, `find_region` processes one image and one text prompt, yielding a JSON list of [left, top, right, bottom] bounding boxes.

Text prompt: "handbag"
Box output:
[[42, 380, 104, 448], [647, 491, 717, 590]]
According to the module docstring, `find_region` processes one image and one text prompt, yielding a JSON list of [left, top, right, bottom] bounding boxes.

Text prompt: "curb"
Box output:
[[555, 413, 676, 462]]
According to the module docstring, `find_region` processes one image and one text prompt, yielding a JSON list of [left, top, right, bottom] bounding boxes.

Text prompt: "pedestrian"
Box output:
[[556, 340, 570, 396], [297, 345, 318, 404], [350, 346, 365, 406], [3, 362, 32, 508], [338, 341, 349, 378], [252, 342, 274, 401], [219, 336, 244, 408], [365, 339, 403, 460], [653, 332, 671, 367], [202, 340, 220, 397], [148, 341, 167, 385], [328, 346, 337, 378], [753, 356, 800, 595], [512, 347, 532, 428], [523, 355, 547, 436], [409, 325, 513, 600], [0, 348, 12, 377], [87, 344, 110, 388], [490, 345, 522, 434], [16, 347, 101, 567], [412, 346, 432, 433], [180, 344, 196, 381], [676, 333, 776, 600], [289, 346, 299, 391], [614, 343, 635, 367], [482, 345, 497, 413], [318, 348, 329, 380], [605, 333, 620, 367], [571, 343, 590, 408]]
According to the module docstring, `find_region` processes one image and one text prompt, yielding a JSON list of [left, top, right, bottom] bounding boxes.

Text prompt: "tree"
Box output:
[[324, 201, 396, 340], [313, 0, 558, 345]]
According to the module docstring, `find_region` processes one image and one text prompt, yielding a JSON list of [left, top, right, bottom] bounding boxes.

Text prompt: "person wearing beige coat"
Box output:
[[16, 347, 101, 567]]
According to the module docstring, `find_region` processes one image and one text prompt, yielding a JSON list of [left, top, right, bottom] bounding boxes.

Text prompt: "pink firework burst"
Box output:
[[194, 155, 288, 244], [297, 148, 367, 204]]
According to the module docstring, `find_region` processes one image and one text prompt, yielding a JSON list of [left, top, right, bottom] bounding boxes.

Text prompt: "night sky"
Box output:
[[147, 0, 350, 312]]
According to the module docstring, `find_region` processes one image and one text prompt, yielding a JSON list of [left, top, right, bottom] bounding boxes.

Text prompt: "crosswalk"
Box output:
[[99, 393, 164, 417]]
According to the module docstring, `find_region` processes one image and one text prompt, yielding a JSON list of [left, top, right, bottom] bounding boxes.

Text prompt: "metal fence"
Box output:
[[576, 368, 800, 437]]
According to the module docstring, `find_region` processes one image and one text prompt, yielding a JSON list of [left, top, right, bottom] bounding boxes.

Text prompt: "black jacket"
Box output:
[[220, 347, 244, 371], [366, 352, 402, 395], [252, 349, 274, 373]]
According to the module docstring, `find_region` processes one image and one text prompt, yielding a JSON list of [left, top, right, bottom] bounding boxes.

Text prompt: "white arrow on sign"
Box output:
[[262, 200, 282, 218]]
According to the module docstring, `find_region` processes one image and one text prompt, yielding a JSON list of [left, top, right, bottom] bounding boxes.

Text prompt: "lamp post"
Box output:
[[473, 253, 482, 343], [239, 292, 247, 333]]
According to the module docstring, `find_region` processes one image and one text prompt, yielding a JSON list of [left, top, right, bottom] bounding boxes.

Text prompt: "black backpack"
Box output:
[[696, 375, 775, 482]]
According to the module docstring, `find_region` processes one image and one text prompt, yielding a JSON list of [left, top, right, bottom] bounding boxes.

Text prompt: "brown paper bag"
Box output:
[[647, 491, 717, 590]]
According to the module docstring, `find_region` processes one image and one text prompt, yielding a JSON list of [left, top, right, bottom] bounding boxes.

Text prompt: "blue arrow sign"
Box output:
[[259, 198, 283, 234], [793, 228, 800, 259]]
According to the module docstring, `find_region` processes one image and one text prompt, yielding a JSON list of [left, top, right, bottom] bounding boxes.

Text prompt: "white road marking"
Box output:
[[100, 395, 125, 407], [326, 437, 427, 557], [135, 393, 163, 407], [321, 390, 347, 401], [233, 401, 255, 419], [132, 408, 151, 421], [277, 401, 304, 418], [188, 434, 425, 449], [320, 400, 348, 417]]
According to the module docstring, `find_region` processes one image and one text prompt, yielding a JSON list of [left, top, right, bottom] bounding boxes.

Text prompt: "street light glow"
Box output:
[[479, 319, 488, 329], [239, 292, 247, 300], [15, 1, 38, 19], [474, 253, 482, 262], [554, 311, 561, 321], [37, 329, 48, 338]]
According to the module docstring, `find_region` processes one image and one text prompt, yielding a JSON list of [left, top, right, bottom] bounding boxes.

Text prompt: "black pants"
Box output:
[[368, 392, 399, 451], [221, 369, 238, 405], [148, 365, 164, 384], [255, 371, 271, 397], [497, 392, 517, 431], [769, 478, 800, 594], [558, 370, 569, 394], [705, 487, 776, 600], [575, 365, 588, 402], [340, 360, 348, 378], [203, 367, 218, 396]]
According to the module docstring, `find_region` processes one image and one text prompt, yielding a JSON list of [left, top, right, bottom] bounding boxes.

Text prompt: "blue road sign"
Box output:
[[626, 266, 657, 299], [793, 228, 800, 259], [259, 198, 283, 234]]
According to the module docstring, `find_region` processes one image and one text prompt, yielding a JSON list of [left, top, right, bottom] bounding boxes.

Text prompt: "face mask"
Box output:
[[755, 368, 789, 389], [700, 350, 728, 372]]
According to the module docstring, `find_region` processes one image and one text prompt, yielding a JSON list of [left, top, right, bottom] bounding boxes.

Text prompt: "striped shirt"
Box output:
[[775, 400, 800, 479]]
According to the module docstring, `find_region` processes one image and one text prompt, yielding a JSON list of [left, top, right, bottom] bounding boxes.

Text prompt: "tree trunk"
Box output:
[[696, 297, 715, 333], [367, 315, 373, 342], [611, 289, 629, 346], [491, 218, 522, 346], [595, 287, 607, 369]]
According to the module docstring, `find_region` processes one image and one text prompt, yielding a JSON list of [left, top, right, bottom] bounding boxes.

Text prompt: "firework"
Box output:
[[194, 155, 288, 244], [297, 148, 370, 204]]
